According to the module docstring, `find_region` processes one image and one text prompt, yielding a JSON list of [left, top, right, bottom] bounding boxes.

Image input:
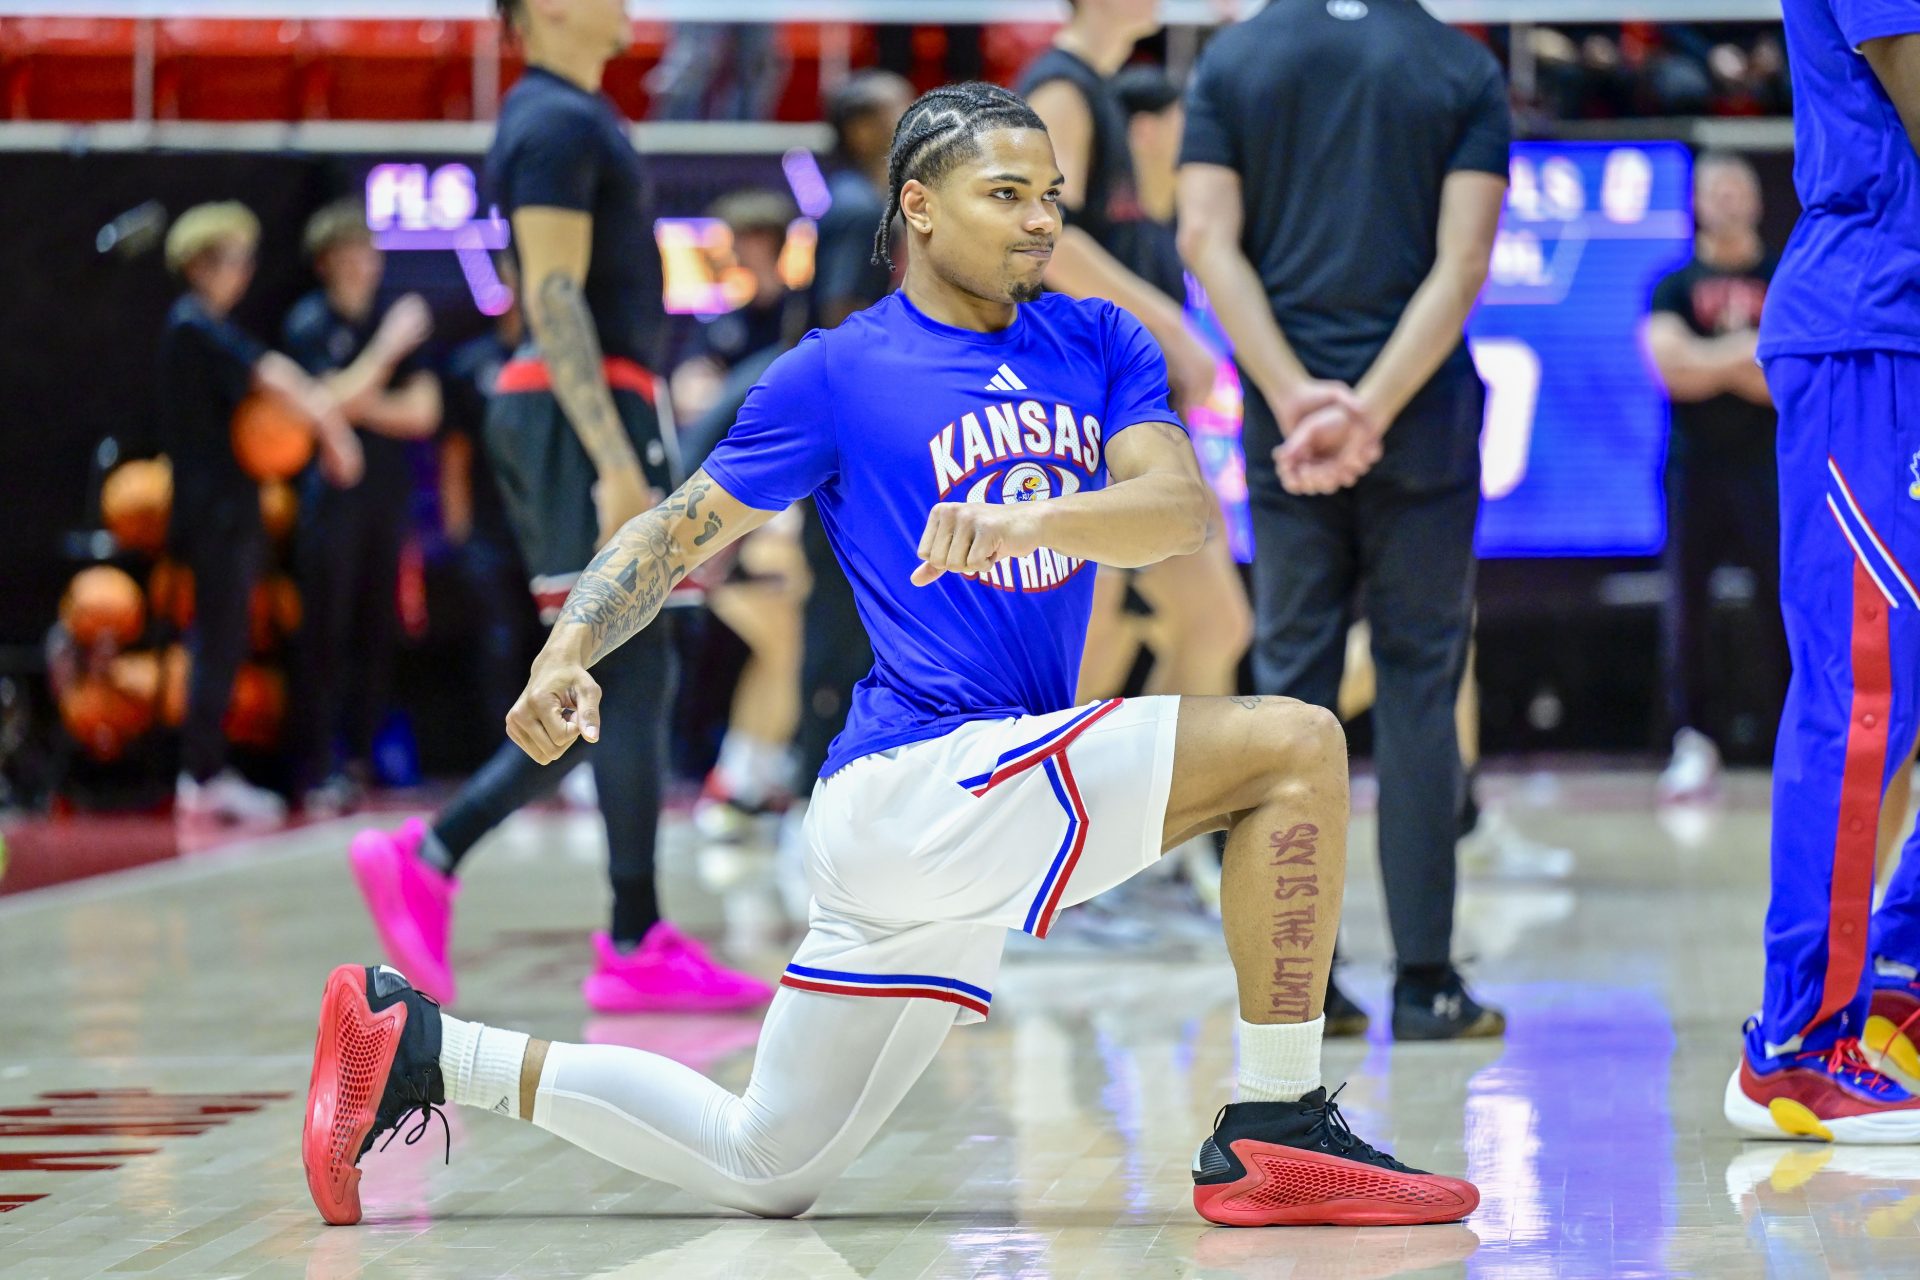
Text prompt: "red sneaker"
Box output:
[[1191, 1088, 1478, 1227], [302, 964, 447, 1225], [1726, 1017, 1920, 1142], [1865, 968, 1920, 1091]]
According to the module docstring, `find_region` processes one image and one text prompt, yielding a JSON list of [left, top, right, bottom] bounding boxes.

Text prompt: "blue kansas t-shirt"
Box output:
[[1760, 0, 1920, 359], [702, 290, 1176, 777]]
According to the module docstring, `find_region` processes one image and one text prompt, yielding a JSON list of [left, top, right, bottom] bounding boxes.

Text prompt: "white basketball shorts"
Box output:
[[781, 695, 1181, 1024]]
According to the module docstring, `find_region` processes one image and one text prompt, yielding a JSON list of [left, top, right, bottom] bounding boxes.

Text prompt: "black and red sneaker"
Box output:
[[1192, 1087, 1479, 1227], [302, 964, 448, 1225]]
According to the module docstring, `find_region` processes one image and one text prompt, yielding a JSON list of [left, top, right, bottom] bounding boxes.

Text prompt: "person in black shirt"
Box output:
[[1643, 153, 1783, 803], [812, 70, 912, 330], [344, 0, 770, 1015], [1179, 0, 1509, 1041], [1018, 11, 1250, 746], [440, 254, 538, 725], [282, 200, 440, 815], [1015, 0, 1216, 410], [1110, 65, 1187, 305], [159, 202, 363, 825]]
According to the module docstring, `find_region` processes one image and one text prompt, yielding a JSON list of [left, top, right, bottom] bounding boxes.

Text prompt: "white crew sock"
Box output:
[[438, 1014, 531, 1119], [1236, 1016, 1324, 1103]]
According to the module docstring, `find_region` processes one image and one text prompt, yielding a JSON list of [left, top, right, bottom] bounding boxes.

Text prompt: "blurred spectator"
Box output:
[[671, 190, 813, 839], [439, 254, 537, 724], [1522, 23, 1789, 121], [813, 69, 913, 328], [1643, 153, 1782, 801], [283, 198, 439, 814], [648, 23, 785, 121], [674, 189, 809, 454], [159, 202, 362, 824]]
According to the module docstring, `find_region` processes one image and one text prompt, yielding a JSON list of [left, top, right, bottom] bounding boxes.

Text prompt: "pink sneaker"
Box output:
[[581, 924, 774, 1013], [347, 818, 459, 1006]]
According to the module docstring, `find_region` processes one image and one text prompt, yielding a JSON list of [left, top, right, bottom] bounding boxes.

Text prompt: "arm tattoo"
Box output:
[[557, 474, 723, 664], [532, 271, 643, 478]]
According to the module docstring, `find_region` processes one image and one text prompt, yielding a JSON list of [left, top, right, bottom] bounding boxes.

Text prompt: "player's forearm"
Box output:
[[351, 378, 442, 440], [322, 347, 403, 418], [1353, 254, 1489, 429], [548, 471, 727, 666], [254, 351, 351, 445], [529, 271, 645, 481], [1177, 226, 1310, 406], [1032, 471, 1210, 568], [1045, 227, 1191, 345], [1653, 331, 1761, 401]]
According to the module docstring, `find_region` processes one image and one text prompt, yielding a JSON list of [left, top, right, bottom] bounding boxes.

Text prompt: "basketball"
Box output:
[[147, 558, 195, 631], [58, 675, 153, 762], [260, 479, 298, 541], [60, 565, 146, 650], [248, 576, 302, 652], [232, 393, 314, 482], [100, 457, 172, 557], [159, 643, 189, 727], [223, 663, 286, 749]]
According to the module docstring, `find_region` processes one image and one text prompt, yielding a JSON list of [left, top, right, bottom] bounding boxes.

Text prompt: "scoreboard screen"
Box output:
[[1467, 140, 1697, 558]]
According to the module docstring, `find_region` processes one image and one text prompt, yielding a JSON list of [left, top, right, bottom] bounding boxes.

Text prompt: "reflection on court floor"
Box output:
[[1, 771, 1913, 1279]]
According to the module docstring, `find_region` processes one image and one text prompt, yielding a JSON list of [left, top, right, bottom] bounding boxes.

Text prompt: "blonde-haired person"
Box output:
[[160, 202, 362, 824], [281, 197, 440, 815]]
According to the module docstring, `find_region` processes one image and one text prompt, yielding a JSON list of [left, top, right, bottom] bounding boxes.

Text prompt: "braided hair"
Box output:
[[871, 82, 1048, 271]]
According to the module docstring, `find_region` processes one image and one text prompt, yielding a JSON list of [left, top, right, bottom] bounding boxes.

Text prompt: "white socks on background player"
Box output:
[[713, 731, 793, 807], [1236, 1016, 1324, 1103], [439, 1014, 530, 1118]]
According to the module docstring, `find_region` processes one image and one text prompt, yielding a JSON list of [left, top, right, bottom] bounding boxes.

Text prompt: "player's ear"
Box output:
[[899, 179, 935, 236]]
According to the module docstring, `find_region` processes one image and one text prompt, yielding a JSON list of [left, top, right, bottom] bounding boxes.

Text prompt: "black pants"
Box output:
[[178, 506, 267, 783], [440, 375, 679, 931], [433, 619, 675, 904], [1661, 448, 1784, 739], [794, 498, 872, 781], [452, 531, 537, 727], [291, 475, 407, 790], [1245, 377, 1482, 969]]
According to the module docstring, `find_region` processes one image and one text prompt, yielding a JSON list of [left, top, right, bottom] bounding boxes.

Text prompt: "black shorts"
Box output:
[[485, 355, 679, 621]]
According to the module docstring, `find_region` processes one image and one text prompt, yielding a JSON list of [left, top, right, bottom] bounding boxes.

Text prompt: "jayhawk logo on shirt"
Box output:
[[927, 398, 1103, 593]]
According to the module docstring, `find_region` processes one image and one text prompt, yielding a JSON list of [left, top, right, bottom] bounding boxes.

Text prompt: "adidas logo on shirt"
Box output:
[[985, 363, 1028, 393]]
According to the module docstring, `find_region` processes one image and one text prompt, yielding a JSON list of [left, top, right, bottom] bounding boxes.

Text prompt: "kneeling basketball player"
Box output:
[[301, 83, 1480, 1230]]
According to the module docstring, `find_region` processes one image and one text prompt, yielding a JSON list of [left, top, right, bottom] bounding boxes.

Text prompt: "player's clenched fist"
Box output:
[[506, 658, 604, 764], [913, 501, 1045, 586]]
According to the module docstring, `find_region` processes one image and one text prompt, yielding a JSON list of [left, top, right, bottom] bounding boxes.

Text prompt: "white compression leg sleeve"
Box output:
[[531, 986, 958, 1218]]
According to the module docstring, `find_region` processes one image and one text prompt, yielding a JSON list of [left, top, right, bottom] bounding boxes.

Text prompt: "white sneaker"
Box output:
[[1177, 835, 1223, 917], [1458, 809, 1575, 880], [1658, 727, 1722, 803], [176, 770, 286, 824]]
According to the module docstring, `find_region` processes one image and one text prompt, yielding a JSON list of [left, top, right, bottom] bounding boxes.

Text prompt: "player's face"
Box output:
[[921, 127, 1061, 305], [321, 239, 385, 316], [549, 0, 628, 55], [195, 236, 257, 313]]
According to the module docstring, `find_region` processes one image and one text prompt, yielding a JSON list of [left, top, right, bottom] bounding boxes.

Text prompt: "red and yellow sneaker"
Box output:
[[302, 964, 447, 1225], [1864, 966, 1920, 1091], [1725, 1017, 1920, 1143], [1191, 1087, 1479, 1227]]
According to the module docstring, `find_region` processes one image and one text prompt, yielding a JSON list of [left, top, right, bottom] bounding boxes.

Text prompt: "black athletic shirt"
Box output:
[[441, 330, 517, 545], [812, 166, 893, 323], [1651, 252, 1777, 465], [281, 291, 423, 503], [157, 292, 266, 531], [487, 66, 664, 367], [1016, 47, 1143, 256], [1181, 0, 1511, 385]]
